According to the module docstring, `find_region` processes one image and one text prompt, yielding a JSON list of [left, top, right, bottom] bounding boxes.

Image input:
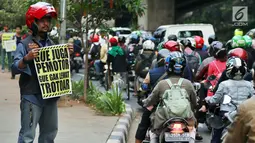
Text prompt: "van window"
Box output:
[[178, 31, 203, 38]]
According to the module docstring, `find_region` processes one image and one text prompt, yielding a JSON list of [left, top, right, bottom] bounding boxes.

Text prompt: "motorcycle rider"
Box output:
[[89, 34, 101, 60], [213, 48, 252, 92], [206, 41, 227, 97], [12, 2, 74, 142], [118, 36, 127, 50], [157, 34, 177, 51], [142, 51, 197, 141], [107, 37, 128, 88], [223, 96, 255, 143], [134, 40, 156, 96], [135, 51, 197, 143], [193, 36, 209, 61], [135, 51, 169, 143], [206, 57, 254, 143], [243, 35, 255, 69]]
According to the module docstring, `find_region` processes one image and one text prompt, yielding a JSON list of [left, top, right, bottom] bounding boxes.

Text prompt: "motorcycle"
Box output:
[[71, 52, 83, 73], [88, 59, 97, 80], [103, 64, 130, 100], [143, 117, 196, 143]]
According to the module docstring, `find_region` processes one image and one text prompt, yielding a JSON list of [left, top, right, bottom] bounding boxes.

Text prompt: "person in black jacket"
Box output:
[[107, 37, 128, 73]]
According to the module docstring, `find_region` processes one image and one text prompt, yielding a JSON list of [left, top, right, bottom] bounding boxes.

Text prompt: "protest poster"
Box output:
[[1, 33, 15, 49], [34, 44, 72, 99], [4, 40, 16, 52]]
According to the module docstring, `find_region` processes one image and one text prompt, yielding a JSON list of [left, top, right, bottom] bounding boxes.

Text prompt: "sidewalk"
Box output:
[[0, 72, 118, 143]]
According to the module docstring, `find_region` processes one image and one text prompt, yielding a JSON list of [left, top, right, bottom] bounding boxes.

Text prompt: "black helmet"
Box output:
[[208, 35, 218, 45], [180, 38, 194, 50], [118, 36, 126, 43], [226, 57, 247, 80], [167, 34, 177, 41], [211, 41, 227, 59]]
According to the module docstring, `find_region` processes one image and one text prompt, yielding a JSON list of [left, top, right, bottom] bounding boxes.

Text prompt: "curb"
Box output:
[[106, 103, 135, 143]]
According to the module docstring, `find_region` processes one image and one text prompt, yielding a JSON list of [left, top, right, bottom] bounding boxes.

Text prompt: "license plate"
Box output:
[[165, 132, 190, 142], [74, 57, 82, 60]]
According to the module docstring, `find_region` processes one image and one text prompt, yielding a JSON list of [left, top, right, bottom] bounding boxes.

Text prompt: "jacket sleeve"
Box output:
[[143, 81, 161, 107], [185, 80, 197, 112], [223, 104, 248, 143], [195, 64, 209, 81], [209, 82, 224, 104], [11, 43, 31, 75]]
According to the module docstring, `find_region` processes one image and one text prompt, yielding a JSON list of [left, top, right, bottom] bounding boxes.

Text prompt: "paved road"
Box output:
[[73, 69, 211, 143]]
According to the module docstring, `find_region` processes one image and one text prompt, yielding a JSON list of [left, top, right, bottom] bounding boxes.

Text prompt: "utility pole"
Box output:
[[59, 0, 67, 44]]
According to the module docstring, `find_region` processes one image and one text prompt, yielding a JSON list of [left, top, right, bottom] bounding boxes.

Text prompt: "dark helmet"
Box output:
[[167, 34, 177, 41], [165, 51, 186, 75], [118, 36, 126, 43], [211, 41, 227, 59], [130, 33, 140, 44], [226, 57, 247, 80], [180, 38, 194, 50], [208, 35, 218, 45]]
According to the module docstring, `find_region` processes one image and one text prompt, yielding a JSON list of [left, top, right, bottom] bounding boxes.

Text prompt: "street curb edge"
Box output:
[[106, 103, 135, 143]]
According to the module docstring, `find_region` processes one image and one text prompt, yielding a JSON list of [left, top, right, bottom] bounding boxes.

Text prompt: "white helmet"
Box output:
[[142, 40, 155, 50]]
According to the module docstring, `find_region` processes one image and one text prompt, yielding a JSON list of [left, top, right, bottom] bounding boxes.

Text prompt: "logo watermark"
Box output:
[[232, 6, 248, 26]]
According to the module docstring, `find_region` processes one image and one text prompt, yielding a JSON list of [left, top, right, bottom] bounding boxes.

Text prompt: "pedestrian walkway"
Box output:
[[0, 72, 118, 143]]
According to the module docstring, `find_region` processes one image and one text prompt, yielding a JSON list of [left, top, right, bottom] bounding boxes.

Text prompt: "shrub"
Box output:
[[70, 80, 126, 116], [70, 79, 84, 100], [96, 85, 126, 115]]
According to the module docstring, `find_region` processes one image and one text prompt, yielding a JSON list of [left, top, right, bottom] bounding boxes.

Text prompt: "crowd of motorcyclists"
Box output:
[[72, 27, 255, 143]]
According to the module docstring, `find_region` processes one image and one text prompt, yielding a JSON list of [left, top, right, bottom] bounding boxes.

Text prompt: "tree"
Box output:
[[67, 0, 145, 102]]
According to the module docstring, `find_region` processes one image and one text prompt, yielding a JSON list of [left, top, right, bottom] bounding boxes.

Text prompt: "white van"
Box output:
[[162, 24, 215, 46]]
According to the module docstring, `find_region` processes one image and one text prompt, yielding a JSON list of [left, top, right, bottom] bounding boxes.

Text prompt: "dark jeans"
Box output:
[[135, 108, 152, 140], [18, 98, 58, 143], [211, 111, 226, 143]]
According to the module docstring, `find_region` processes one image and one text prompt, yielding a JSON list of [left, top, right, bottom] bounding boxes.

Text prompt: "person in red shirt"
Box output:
[[207, 41, 227, 97]]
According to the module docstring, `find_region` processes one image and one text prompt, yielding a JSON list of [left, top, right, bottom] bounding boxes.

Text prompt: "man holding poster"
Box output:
[[11, 2, 73, 143]]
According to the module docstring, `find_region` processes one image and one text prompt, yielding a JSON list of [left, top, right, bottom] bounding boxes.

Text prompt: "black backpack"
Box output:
[[90, 44, 101, 59], [184, 51, 201, 82], [135, 53, 155, 78]]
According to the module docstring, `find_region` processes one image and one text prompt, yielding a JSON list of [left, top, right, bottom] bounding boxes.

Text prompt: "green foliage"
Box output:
[[70, 79, 84, 100], [70, 80, 126, 116], [96, 85, 126, 115]]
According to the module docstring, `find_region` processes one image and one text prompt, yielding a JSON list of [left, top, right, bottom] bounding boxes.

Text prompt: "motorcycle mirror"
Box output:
[[223, 95, 232, 104], [207, 75, 217, 81]]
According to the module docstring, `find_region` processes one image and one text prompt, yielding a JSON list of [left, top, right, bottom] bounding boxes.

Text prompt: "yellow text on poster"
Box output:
[[34, 44, 72, 99]]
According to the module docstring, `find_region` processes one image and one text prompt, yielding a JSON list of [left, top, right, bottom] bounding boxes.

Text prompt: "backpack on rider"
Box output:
[[158, 78, 193, 119], [151, 52, 194, 130], [184, 51, 201, 82], [135, 40, 156, 78], [135, 53, 155, 78]]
